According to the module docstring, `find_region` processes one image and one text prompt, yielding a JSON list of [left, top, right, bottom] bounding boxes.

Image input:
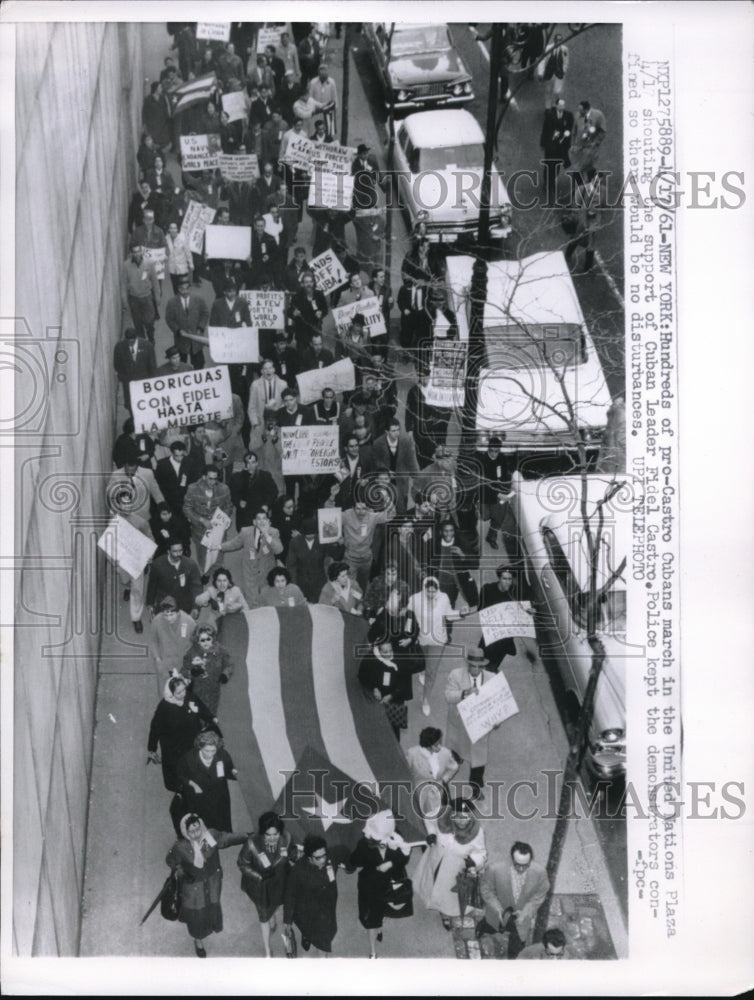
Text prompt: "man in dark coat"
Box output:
[[165, 275, 210, 367], [113, 327, 156, 413], [286, 518, 330, 602], [477, 565, 520, 671], [229, 450, 279, 530], [208, 278, 253, 410], [539, 98, 574, 201], [142, 81, 173, 149], [155, 438, 199, 517], [146, 539, 203, 613]]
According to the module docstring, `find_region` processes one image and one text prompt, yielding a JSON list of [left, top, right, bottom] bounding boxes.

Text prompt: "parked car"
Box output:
[[362, 22, 474, 112], [445, 250, 612, 457], [391, 109, 512, 243], [511, 472, 629, 780]]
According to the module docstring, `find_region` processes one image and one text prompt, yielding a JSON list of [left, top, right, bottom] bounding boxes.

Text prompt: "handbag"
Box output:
[[282, 925, 298, 957], [160, 869, 182, 922], [452, 869, 484, 915], [383, 876, 414, 919]]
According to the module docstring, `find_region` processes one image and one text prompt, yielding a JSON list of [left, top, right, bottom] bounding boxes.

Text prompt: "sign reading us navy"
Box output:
[[129, 366, 233, 433]]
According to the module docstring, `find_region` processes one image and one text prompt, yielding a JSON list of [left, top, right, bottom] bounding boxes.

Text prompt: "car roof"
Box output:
[[400, 109, 483, 148], [447, 251, 587, 328]]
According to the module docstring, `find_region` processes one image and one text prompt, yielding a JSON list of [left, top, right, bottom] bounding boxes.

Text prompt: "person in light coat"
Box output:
[[444, 648, 498, 802], [405, 727, 460, 836]]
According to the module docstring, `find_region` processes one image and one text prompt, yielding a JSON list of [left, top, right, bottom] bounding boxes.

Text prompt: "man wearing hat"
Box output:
[[444, 647, 498, 800], [270, 333, 299, 389], [156, 344, 193, 375], [352, 142, 385, 270], [286, 517, 331, 602]]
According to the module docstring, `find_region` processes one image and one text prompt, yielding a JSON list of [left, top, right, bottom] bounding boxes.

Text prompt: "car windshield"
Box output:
[[390, 25, 451, 55], [418, 144, 484, 171], [485, 323, 587, 368]]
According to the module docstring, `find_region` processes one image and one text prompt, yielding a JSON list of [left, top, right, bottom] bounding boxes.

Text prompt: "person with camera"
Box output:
[[478, 841, 550, 958]]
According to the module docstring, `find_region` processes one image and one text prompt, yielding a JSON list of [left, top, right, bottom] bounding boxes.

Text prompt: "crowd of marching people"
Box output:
[[111, 21, 584, 960]]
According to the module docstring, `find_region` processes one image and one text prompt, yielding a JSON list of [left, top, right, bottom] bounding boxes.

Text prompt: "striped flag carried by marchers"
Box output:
[[218, 605, 424, 855], [170, 73, 217, 114]]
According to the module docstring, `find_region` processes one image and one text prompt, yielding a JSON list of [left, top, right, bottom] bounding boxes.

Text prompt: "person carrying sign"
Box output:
[[444, 648, 498, 802]]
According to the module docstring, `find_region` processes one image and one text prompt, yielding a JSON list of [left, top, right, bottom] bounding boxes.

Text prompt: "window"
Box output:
[[541, 526, 586, 630], [418, 144, 484, 172], [390, 25, 451, 56]]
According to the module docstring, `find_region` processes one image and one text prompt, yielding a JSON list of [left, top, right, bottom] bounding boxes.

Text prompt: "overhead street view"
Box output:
[[10, 17, 633, 971]]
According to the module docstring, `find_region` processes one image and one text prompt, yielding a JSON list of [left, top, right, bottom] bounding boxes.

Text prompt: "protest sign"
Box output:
[[130, 366, 233, 434], [239, 290, 286, 330], [309, 141, 358, 175], [318, 507, 343, 544], [142, 247, 166, 281], [256, 25, 283, 52], [221, 90, 248, 124], [97, 515, 157, 581], [456, 670, 520, 744], [201, 507, 232, 574], [308, 169, 355, 211], [309, 249, 349, 295], [181, 200, 216, 255], [479, 601, 536, 646], [217, 153, 259, 183], [331, 296, 387, 339], [280, 132, 315, 173], [204, 224, 252, 261], [179, 133, 222, 172], [281, 425, 340, 475], [196, 22, 231, 42], [296, 358, 355, 405], [424, 342, 467, 408], [208, 327, 260, 364]]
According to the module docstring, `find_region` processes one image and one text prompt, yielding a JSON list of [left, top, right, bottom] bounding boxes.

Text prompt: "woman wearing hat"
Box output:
[[150, 597, 196, 694], [358, 639, 414, 741], [147, 676, 219, 793], [444, 648, 498, 801], [260, 565, 307, 607], [175, 730, 238, 833], [238, 811, 297, 957], [180, 623, 234, 716], [348, 810, 411, 958], [414, 797, 487, 930], [407, 576, 461, 717], [166, 813, 247, 957]]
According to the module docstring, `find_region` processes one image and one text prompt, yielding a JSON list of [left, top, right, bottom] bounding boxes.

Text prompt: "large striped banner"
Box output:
[[217, 605, 423, 854]]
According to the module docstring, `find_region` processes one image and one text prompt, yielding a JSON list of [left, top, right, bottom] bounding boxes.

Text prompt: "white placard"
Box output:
[[181, 200, 216, 255], [208, 327, 260, 364], [221, 90, 248, 124], [332, 296, 387, 339], [142, 247, 166, 281], [130, 366, 233, 434], [456, 670, 520, 744], [201, 507, 232, 574], [281, 425, 340, 475], [204, 224, 252, 261], [217, 153, 259, 183], [424, 342, 467, 408], [179, 133, 222, 172], [296, 358, 355, 405], [309, 142, 358, 175], [308, 170, 355, 211], [479, 601, 536, 645], [318, 507, 343, 544], [280, 132, 315, 173], [239, 290, 286, 329], [97, 515, 157, 581], [309, 249, 349, 295], [196, 22, 231, 42], [256, 25, 283, 52]]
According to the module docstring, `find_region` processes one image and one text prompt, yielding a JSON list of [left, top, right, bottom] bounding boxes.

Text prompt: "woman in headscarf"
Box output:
[[175, 730, 238, 833], [238, 811, 297, 957], [166, 812, 247, 957], [348, 810, 411, 958], [414, 798, 487, 930], [318, 561, 364, 616], [147, 676, 218, 792], [259, 566, 307, 608], [180, 623, 234, 716], [367, 579, 424, 678], [283, 834, 339, 956], [406, 576, 461, 717], [194, 567, 249, 628]]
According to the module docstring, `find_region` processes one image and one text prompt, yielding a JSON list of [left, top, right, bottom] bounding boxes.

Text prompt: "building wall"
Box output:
[[13, 21, 143, 956]]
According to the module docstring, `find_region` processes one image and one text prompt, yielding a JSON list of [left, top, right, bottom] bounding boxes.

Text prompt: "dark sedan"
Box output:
[[362, 22, 474, 113]]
